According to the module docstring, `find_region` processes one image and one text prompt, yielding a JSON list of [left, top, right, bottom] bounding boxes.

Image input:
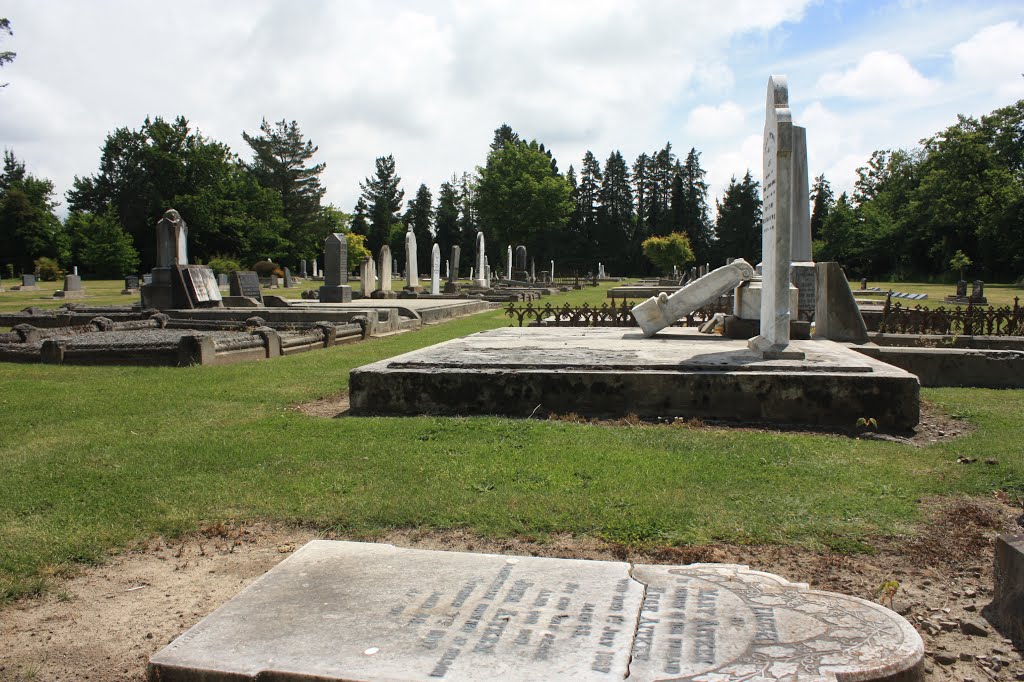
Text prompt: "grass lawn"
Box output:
[[0, 280, 1022, 604], [861, 280, 1023, 308]]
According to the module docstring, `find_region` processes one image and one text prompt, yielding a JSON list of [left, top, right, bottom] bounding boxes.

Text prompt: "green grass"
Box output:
[[861, 280, 1022, 308], [0, 279, 1022, 603]]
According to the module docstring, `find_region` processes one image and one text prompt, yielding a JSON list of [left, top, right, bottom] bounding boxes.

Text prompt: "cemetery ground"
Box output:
[[1, 281, 1023, 680]]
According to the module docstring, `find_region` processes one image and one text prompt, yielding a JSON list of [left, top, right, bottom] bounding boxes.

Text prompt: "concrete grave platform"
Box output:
[[349, 327, 920, 430], [148, 540, 923, 681]]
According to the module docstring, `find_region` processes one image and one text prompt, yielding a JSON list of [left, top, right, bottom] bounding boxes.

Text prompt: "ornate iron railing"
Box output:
[[505, 297, 731, 328], [879, 294, 1024, 336]]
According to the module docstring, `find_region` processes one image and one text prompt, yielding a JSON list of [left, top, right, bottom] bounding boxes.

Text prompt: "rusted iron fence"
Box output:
[[879, 294, 1024, 336], [505, 297, 731, 327]]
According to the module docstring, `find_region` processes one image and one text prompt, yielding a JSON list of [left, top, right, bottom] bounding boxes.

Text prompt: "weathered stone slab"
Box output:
[[814, 262, 868, 343], [349, 327, 921, 429], [229, 271, 263, 303], [149, 542, 923, 682], [629, 563, 922, 681], [149, 540, 644, 681]]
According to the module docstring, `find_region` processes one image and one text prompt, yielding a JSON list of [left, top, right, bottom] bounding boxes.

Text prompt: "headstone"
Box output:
[[749, 75, 804, 360], [124, 275, 140, 291], [142, 274, 153, 286], [378, 245, 393, 293], [63, 274, 81, 291], [861, 278, 868, 290], [360, 258, 376, 297], [972, 280, 985, 299], [550, 260, 555, 281], [445, 245, 462, 294], [217, 273, 229, 288], [319, 233, 352, 303], [405, 228, 420, 290], [300, 260, 307, 277], [149, 541, 924, 682], [813, 262, 868, 343], [283, 267, 293, 288], [445, 260, 450, 279], [515, 246, 527, 272], [229, 271, 263, 304], [312, 259, 319, 278], [154, 209, 188, 267], [430, 243, 441, 295], [530, 258, 535, 282], [21, 274, 36, 287], [956, 280, 968, 297], [72, 265, 79, 276], [270, 274, 280, 288], [473, 232, 486, 288], [180, 265, 223, 305], [506, 245, 513, 280], [484, 260, 491, 288]]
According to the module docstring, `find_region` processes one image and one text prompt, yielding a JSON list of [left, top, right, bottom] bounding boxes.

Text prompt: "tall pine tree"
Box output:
[[242, 118, 326, 262], [597, 150, 633, 274], [358, 155, 404, 258], [677, 147, 714, 262], [809, 174, 833, 243], [714, 171, 762, 265]]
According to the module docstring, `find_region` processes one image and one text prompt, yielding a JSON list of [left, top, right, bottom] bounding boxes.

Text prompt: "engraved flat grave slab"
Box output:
[[148, 541, 923, 682]]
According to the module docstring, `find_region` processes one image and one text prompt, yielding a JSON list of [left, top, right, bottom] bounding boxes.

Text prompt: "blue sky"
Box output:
[[2, 0, 1023, 220]]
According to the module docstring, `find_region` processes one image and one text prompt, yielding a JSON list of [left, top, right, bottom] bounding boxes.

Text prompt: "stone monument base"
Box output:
[[721, 315, 810, 339], [148, 540, 924, 682], [318, 285, 353, 303], [350, 327, 920, 430], [943, 295, 988, 306], [443, 281, 461, 294], [53, 290, 86, 299], [370, 290, 397, 299]]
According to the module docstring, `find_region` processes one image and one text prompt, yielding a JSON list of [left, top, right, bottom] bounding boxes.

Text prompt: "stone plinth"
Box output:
[[814, 261, 868, 343], [734, 279, 798, 320], [350, 327, 920, 430], [994, 534, 1024, 645], [149, 541, 923, 682]]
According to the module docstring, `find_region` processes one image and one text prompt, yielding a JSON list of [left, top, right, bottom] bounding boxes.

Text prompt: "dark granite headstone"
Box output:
[[448, 245, 461, 281], [957, 280, 968, 297], [319, 233, 353, 302], [972, 280, 984, 299], [861, 278, 868, 290], [124, 275, 140, 290], [514, 245, 527, 271], [229, 271, 263, 303], [283, 268, 293, 288]]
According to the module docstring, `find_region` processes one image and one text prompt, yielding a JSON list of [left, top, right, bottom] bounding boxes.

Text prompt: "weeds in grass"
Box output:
[[877, 579, 900, 609]]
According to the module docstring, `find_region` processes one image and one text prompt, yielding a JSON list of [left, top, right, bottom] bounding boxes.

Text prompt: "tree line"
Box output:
[[812, 99, 1024, 282], [2, 57, 1019, 282]]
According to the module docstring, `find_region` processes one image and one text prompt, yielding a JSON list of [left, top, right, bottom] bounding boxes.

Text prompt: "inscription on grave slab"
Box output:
[[150, 542, 923, 682], [629, 563, 922, 681], [181, 266, 223, 304], [149, 541, 642, 681]]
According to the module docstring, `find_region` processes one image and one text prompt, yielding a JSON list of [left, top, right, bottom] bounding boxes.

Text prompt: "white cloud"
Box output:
[[815, 50, 939, 99], [686, 102, 745, 138], [952, 21, 1024, 99]]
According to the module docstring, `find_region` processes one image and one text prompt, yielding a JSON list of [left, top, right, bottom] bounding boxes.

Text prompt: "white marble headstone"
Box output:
[[430, 243, 441, 295], [406, 229, 419, 289]]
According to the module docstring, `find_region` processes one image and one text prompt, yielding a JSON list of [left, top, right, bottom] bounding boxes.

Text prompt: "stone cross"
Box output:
[[430, 243, 441, 295], [378, 245, 392, 293], [506, 245, 512, 280], [405, 228, 419, 289], [474, 232, 486, 287], [155, 209, 188, 267], [749, 75, 804, 359]]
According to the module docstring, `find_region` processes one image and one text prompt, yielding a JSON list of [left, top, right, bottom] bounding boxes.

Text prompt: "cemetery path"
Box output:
[[1, 501, 1020, 681]]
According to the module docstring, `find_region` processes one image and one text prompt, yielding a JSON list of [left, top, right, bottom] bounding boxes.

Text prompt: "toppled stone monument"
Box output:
[[149, 541, 923, 682], [632, 259, 755, 337]]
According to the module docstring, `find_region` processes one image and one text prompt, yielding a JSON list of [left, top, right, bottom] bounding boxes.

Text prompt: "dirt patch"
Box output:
[[2, 499, 1020, 682], [291, 391, 350, 418]]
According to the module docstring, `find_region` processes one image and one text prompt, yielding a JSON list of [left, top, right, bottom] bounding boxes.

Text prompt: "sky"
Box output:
[[2, 0, 1023, 220]]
